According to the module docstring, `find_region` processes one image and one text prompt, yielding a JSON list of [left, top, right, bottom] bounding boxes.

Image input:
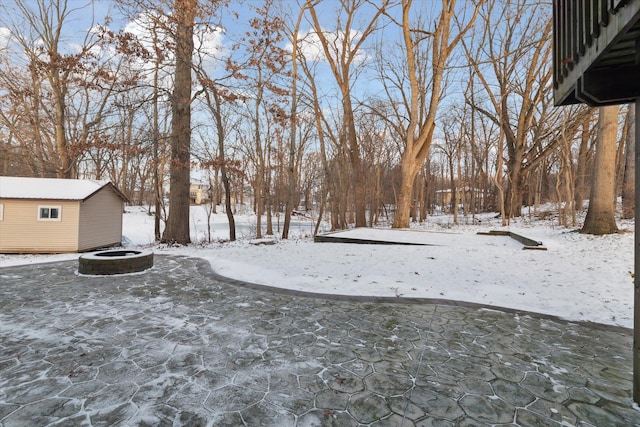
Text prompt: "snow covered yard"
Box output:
[[0, 205, 634, 328]]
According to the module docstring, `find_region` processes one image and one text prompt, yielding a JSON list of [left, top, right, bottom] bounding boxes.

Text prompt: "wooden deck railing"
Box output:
[[552, 0, 640, 105]]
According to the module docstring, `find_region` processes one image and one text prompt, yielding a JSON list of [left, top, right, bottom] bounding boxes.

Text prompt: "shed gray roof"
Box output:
[[0, 177, 127, 202]]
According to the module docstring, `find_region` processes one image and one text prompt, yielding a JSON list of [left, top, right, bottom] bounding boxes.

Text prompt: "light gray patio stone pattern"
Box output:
[[0, 255, 638, 426]]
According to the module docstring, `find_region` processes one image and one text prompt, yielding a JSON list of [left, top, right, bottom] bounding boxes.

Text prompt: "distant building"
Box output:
[[435, 187, 484, 210], [190, 182, 211, 205], [0, 177, 128, 253]]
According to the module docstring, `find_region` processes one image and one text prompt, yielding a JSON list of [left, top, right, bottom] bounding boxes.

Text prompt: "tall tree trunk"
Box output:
[[52, 84, 72, 178], [622, 104, 636, 219], [153, 50, 162, 241], [212, 89, 236, 241], [495, 125, 507, 226], [419, 162, 429, 222], [581, 106, 619, 235], [505, 142, 525, 218], [395, 157, 421, 228], [557, 122, 576, 227], [343, 87, 367, 227], [449, 152, 457, 223], [574, 116, 592, 210], [265, 139, 274, 236], [282, 4, 306, 239], [254, 87, 265, 239], [410, 174, 418, 223], [314, 186, 327, 236], [162, 0, 195, 245]]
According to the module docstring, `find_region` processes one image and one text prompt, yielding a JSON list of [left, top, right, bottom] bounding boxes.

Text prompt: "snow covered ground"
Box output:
[[0, 205, 634, 328]]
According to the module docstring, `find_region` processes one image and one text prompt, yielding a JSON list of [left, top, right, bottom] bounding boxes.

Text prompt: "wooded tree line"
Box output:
[[0, 0, 633, 243]]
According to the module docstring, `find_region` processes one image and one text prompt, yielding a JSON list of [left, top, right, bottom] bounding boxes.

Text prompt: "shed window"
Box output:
[[38, 205, 61, 221]]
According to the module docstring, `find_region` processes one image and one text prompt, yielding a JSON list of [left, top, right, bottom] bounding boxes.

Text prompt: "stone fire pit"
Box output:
[[78, 250, 154, 275]]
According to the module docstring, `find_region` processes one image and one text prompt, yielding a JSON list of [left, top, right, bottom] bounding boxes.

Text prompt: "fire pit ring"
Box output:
[[79, 250, 154, 275]]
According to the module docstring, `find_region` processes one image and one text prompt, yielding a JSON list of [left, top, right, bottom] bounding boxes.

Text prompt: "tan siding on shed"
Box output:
[[0, 200, 80, 253], [78, 187, 124, 251]]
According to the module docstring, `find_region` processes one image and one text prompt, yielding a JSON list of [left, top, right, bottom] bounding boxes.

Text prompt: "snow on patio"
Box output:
[[0, 205, 634, 329]]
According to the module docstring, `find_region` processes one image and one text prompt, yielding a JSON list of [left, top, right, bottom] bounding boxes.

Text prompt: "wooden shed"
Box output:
[[0, 177, 129, 253]]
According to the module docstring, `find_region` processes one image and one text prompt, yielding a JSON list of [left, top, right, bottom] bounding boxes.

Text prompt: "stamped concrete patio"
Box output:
[[0, 255, 638, 426]]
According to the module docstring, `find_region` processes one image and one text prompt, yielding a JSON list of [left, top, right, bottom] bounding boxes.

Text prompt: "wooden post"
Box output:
[[635, 97, 640, 405]]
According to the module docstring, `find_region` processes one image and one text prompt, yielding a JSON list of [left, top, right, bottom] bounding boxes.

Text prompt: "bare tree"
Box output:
[[555, 110, 576, 227], [464, 0, 554, 218], [0, 0, 119, 178], [229, 0, 290, 238], [115, 0, 225, 244], [355, 106, 397, 225], [438, 109, 467, 224], [150, 22, 169, 240], [192, 19, 239, 241], [200, 86, 238, 241], [307, 0, 388, 228], [373, 0, 480, 228], [282, 1, 311, 239], [295, 43, 342, 232]]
